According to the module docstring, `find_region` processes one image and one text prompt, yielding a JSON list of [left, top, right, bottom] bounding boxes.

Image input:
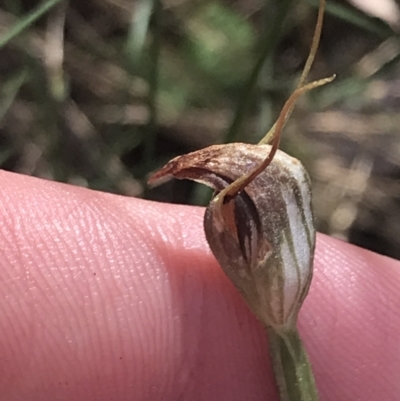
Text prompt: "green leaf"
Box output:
[[0, 0, 63, 48]]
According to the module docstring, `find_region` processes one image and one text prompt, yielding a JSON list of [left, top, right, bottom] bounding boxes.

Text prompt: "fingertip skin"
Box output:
[[0, 171, 274, 401], [302, 234, 400, 401], [0, 170, 399, 401]]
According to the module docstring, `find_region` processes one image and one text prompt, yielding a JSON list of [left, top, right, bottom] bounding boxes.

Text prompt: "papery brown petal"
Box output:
[[149, 144, 259, 190]]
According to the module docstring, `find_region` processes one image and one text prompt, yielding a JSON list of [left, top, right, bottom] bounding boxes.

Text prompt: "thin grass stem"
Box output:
[[0, 0, 62, 48], [223, 0, 294, 144], [145, 0, 161, 172]]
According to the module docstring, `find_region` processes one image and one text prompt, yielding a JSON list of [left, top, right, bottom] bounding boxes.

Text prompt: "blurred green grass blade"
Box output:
[[308, 76, 365, 108], [145, 0, 161, 172], [370, 50, 400, 80], [125, 0, 161, 176], [125, 0, 153, 63], [0, 0, 63, 48], [184, 3, 256, 87], [305, 0, 393, 38], [0, 69, 28, 122], [224, 0, 294, 144]]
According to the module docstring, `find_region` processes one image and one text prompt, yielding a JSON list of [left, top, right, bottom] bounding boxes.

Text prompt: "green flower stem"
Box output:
[[266, 326, 319, 401]]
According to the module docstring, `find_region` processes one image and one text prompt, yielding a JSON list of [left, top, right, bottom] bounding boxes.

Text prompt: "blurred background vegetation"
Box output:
[[1, 0, 400, 259]]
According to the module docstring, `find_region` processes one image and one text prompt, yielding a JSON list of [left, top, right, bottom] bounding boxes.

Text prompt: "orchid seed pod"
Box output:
[[148, 77, 335, 330], [148, 77, 334, 401], [149, 2, 332, 398], [149, 142, 315, 330]]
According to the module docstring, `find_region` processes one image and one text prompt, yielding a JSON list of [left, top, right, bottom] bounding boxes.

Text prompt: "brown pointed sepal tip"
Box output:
[[147, 145, 240, 189]]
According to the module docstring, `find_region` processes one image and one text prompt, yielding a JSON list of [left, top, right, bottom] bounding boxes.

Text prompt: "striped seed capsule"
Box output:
[[149, 142, 315, 330]]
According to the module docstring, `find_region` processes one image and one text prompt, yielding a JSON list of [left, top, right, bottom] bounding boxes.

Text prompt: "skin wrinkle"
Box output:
[[173, 260, 210, 397], [80, 207, 127, 369], [136, 209, 207, 400], [38, 204, 108, 361], [118, 238, 159, 399], [130, 237, 170, 395], [32, 208, 108, 395], [85, 208, 147, 399], [346, 254, 397, 399], [92, 206, 173, 400], [0, 192, 40, 392], [171, 256, 205, 400], [173, 209, 206, 252], [1, 214, 70, 392], [16, 215, 83, 378], [0, 277, 35, 392], [71, 216, 123, 394], [137, 241, 177, 396], [111, 199, 191, 400]]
